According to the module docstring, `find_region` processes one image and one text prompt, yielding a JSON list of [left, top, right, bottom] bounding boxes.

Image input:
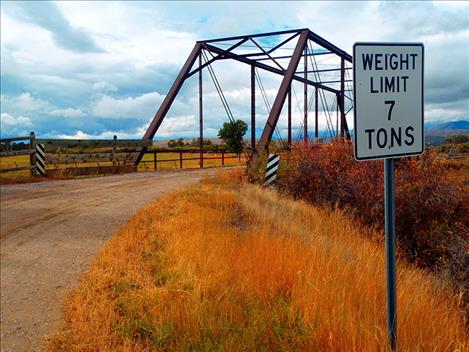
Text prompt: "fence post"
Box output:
[[222, 150, 225, 166], [112, 135, 117, 167], [179, 151, 183, 169], [29, 131, 37, 176], [153, 151, 157, 171]]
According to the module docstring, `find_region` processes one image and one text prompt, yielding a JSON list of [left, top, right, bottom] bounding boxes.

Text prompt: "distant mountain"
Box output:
[[425, 119, 469, 145], [426, 120, 469, 132]]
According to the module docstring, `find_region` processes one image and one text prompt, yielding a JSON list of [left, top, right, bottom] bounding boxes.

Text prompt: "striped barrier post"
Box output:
[[35, 144, 46, 176], [264, 153, 280, 187]]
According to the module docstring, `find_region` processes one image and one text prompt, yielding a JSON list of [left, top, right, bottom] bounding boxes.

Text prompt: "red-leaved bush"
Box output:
[[276, 140, 468, 307]]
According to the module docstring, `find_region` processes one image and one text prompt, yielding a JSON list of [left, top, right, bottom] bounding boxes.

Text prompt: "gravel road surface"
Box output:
[[0, 169, 218, 352]]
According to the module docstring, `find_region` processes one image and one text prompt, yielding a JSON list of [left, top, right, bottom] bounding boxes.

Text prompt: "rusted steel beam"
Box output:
[[265, 31, 301, 54], [343, 115, 351, 140], [340, 57, 345, 138], [336, 93, 339, 137], [251, 65, 256, 150], [314, 79, 352, 84], [252, 51, 332, 60], [307, 30, 352, 62], [214, 31, 300, 59], [288, 86, 292, 148], [199, 28, 305, 44], [256, 30, 309, 154], [315, 87, 319, 141], [204, 43, 340, 94], [187, 38, 248, 78], [134, 43, 202, 165], [296, 67, 352, 74], [304, 47, 308, 143], [199, 54, 204, 168], [249, 38, 284, 71]]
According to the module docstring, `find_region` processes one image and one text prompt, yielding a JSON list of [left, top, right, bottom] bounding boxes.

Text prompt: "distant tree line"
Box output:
[[0, 141, 29, 152]]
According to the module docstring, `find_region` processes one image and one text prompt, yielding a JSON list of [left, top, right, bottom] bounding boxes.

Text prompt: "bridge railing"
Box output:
[[140, 149, 245, 171], [0, 132, 38, 175], [1, 133, 245, 178]]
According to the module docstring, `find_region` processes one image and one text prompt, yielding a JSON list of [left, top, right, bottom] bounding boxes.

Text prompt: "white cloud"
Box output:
[[1, 92, 50, 114], [0, 112, 33, 136], [1, 1, 468, 140], [92, 81, 117, 93], [56, 127, 147, 140], [50, 108, 85, 118], [91, 92, 164, 119], [158, 115, 198, 137]]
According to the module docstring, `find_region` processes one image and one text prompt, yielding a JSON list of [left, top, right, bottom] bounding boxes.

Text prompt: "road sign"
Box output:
[[353, 43, 424, 160], [353, 42, 425, 351], [264, 154, 279, 187]]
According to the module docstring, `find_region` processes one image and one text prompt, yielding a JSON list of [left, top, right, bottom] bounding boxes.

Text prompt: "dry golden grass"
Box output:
[[46, 171, 468, 351]]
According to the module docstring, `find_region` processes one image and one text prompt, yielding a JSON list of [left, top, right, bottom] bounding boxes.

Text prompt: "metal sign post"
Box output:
[[384, 158, 397, 350], [353, 42, 424, 351]]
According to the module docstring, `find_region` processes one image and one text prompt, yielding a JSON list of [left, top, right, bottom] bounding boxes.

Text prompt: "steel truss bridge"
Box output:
[[135, 28, 353, 165]]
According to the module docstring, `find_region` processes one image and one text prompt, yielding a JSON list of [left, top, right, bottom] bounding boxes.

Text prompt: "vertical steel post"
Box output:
[[251, 65, 256, 151], [336, 93, 339, 138], [112, 135, 117, 167], [199, 53, 203, 168], [384, 158, 398, 351], [340, 57, 345, 138], [303, 46, 308, 143], [288, 85, 292, 148], [315, 87, 318, 142], [29, 131, 36, 176]]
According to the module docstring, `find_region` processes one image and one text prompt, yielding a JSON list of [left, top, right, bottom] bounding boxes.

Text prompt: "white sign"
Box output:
[[353, 43, 424, 160]]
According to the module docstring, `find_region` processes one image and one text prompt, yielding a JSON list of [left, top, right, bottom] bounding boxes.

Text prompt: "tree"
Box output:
[[217, 120, 248, 153]]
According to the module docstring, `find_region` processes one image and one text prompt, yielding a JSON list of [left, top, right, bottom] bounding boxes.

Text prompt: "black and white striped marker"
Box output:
[[36, 143, 46, 175], [264, 153, 280, 187]]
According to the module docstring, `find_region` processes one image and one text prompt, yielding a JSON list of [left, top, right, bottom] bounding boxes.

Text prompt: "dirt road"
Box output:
[[0, 169, 218, 352]]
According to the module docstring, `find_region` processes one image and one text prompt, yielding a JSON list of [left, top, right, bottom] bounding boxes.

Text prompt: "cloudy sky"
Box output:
[[1, 1, 468, 140]]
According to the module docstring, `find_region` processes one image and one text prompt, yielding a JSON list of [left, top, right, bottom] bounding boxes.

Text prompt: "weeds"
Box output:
[[46, 175, 467, 351]]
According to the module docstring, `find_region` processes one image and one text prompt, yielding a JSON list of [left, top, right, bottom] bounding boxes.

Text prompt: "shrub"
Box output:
[[277, 140, 468, 308]]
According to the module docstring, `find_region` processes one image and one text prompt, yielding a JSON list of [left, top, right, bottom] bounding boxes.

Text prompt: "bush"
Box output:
[[277, 140, 468, 306]]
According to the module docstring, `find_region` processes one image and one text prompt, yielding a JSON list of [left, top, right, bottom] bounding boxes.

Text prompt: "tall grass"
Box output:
[[276, 141, 468, 311], [47, 171, 468, 351]]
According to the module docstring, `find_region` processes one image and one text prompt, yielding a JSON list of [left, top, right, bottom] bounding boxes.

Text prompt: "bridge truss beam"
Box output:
[[135, 28, 353, 165]]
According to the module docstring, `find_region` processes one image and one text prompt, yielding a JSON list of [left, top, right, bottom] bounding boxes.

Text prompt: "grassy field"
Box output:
[[0, 152, 245, 183], [46, 170, 467, 351]]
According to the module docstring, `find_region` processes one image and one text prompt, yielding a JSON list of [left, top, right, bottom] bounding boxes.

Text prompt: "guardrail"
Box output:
[[140, 149, 244, 170], [1, 133, 246, 176], [0, 132, 38, 174]]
